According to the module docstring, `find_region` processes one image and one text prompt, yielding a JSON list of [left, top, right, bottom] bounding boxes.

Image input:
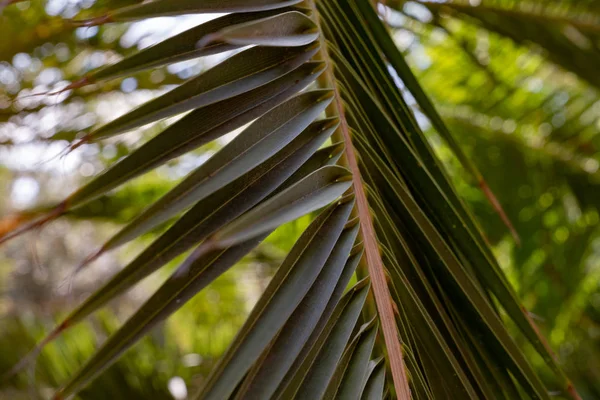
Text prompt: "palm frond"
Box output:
[[1, 1, 583, 399]]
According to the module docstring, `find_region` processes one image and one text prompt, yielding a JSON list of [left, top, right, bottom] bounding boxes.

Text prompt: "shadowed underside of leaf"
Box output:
[[272, 245, 364, 398], [0, 62, 327, 244], [199, 11, 319, 48], [54, 237, 267, 399], [35, 119, 341, 348], [287, 278, 371, 399], [69, 10, 305, 89], [323, 317, 378, 399], [197, 197, 354, 400], [81, 43, 320, 142], [67, 61, 326, 208], [73, 0, 305, 25], [233, 221, 360, 399], [95, 90, 334, 253], [1, 1, 582, 399], [361, 358, 386, 400]]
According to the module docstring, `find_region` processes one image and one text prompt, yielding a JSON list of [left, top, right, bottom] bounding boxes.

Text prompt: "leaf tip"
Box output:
[[0, 202, 66, 246], [69, 14, 112, 27]]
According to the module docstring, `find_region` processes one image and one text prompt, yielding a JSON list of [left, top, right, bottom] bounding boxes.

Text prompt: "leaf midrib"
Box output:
[[307, 1, 412, 398]]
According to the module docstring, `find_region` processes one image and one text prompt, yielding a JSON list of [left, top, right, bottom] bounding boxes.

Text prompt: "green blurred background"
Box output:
[[0, 1, 599, 399]]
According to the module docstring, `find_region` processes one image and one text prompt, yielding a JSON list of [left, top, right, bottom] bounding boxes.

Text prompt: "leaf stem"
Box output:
[[307, 1, 411, 398]]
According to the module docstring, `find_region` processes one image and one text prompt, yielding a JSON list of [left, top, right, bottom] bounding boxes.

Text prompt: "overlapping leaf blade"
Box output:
[[355, 0, 519, 245], [323, 318, 378, 400], [84, 44, 319, 141], [212, 165, 352, 248], [0, 61, 328, 247], [98, 90, 334, 252], [288, 278, 371, 400], [326, 34, 549, 400], [197, 197, 354, 399], [348, 1, 572, 392], [316, 1, 570, 398], [361, 358, 386, 400], [272, 245, 364, 398], [66, 62, 326, 209], [202, 11, 319, 48], [83, 10, 301, 85], [233, 221, 359, 399], [40, 119, 340, 340], [54, 236, 267, 400], [74, 0, 304, 24]]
